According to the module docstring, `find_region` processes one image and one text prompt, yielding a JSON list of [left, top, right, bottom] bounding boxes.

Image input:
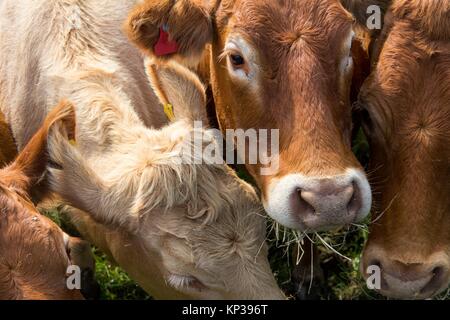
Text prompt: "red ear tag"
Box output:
[[154, 26, 178, 56]]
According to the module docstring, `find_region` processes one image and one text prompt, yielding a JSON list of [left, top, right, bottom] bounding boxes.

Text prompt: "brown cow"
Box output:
[[358, 0, 450, 299], [0, 101, 95, 300], [126, 0, 373, 232]]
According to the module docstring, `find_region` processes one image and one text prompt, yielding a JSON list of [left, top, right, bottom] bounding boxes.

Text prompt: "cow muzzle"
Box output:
[[362, 246, 450, 299], [264, 168, 371, 231]]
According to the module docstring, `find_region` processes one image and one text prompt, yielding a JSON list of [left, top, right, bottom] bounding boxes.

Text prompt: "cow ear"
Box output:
[[47, 125, 139, 233], [125, 0, 213, 67], [146, 60, 208, 123], [11, 100, 75, 194]]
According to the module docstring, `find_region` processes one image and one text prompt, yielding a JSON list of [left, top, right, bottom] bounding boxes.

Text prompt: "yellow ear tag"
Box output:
[[163, 103, 175, 121], [69, 139, 77, 146]]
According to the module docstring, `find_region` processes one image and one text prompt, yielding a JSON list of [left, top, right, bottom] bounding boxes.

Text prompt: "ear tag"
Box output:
[[154, 25, 178, 56], [163, 103, 175, 121], [69, 139, 77, 146]]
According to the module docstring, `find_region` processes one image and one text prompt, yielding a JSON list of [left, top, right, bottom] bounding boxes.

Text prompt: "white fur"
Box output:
[[263, 168, 372, 230], [223, 36, 262, 100]]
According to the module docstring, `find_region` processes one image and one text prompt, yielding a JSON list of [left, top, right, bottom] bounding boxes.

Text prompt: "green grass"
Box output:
[[92, 248, 150, 300], [265, 222, 374, 300]]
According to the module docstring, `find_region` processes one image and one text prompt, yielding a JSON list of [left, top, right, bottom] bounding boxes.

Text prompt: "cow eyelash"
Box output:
[[361, 108, 374, 132], [218, 49, 232, 63], [357, 101, 384, 137], [220, 49, 246, 67], [167, 274, 205, 292]]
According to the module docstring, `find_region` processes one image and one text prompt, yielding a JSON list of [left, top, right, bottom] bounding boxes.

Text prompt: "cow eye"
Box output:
[[230, 54, 245, 67], [360, 108, 374, 134], [167, 274, 206, 292]]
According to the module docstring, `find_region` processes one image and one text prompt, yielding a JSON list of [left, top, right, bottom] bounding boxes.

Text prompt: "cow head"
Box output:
[[47, 62, 284, 299], [359, 0, 450, 299], [126, 0, 372, 232], [0, 101, 94, 300]]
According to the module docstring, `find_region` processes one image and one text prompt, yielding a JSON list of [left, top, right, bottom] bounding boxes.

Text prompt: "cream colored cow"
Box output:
[[0, 0, 284, 300]]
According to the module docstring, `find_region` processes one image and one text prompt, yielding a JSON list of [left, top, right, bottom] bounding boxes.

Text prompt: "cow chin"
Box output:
[[263, 168, 372, 231]]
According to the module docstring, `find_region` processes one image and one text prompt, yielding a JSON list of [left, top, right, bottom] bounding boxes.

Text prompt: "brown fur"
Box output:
[[217, 1, 358, 181], [125, 1, 374, 296], [0, 101, 87, 300], [391, 0, 450, 41], [359, 0, 450, 299], [340, 1, 392, 73], [126, 0, 367, 197], [340, 0, 393, 91]]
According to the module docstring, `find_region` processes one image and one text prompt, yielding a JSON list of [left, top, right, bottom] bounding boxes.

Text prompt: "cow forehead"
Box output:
[[228, 0, 352, 42], [368, 34, 450, 127], [221, 0, 353, 72], [0, 178, 64, 239]]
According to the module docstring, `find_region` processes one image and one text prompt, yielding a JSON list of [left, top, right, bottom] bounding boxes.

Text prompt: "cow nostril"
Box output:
[[297, 188, 316, 216], [432, 266, 444, 280], [347, 181, 361, 217], [432, 266, 444, 276], [421, 266, 447, 295], [369, 259, 382, 268], [297, 182, 359, 219]]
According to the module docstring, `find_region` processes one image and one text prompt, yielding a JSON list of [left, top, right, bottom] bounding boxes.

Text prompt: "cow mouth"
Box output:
[[368, 267, 447, 300], [301, 220, 355, 233], [420, 266, 448, 297]]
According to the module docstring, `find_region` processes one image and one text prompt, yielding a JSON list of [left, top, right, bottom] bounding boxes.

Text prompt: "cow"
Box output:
[[124, 0, 376, 299], [125, 0, 373, 232], [125, 0, 371, 231], [0, 101, 95, 300], [0, 0, 284, 299], [357, 0, 450, 299]]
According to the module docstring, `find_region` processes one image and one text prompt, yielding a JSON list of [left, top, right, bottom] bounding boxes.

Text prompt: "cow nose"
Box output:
[[363, 248, 450, 299], [293, 179, 363, 230], [264, 169, 371, 231]]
